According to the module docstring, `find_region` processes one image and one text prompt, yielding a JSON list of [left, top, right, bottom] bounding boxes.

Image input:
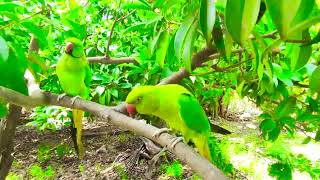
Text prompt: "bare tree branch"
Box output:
[[0, 87, 228, 180]]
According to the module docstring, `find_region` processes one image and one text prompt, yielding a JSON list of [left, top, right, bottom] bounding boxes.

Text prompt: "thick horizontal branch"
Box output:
[[0, 86, 228, 180], [87, 56, 138, 65]]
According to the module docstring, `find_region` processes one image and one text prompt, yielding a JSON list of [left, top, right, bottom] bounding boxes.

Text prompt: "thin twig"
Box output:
[[192, 59, 252, 76]]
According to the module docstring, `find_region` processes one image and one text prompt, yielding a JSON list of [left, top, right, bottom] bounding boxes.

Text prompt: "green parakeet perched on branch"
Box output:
[[56, 37, 92, 159], [125, 84, 213, 161]]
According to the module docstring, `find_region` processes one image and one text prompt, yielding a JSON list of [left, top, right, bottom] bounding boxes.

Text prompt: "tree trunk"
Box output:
[[0, 104, 22, 180]]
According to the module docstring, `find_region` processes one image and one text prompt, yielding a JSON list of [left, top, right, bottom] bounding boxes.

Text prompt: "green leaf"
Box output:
[[110, 89, 118, 98], [0, 36, 9, 62], [260, 119, 276, 131], [307, 96, 318, 112], [310, 66, 320, 94], [268, 163, 292, 179], [175, 15, 196, 59], [225, 0, 261, 45], [156, 31, 170, 68], [260, 119, 281, 141], [268, 127, 281, 141], [200, 0, 216, 44], [302, 28, 320, 46], [290, 0, 315, 37], [275, 97, 296, 119], [174, 15, 198, 72], [21, 21, 47, 48], [288, 30, 311, 71], [265, 0, 301, 39], [279, 117, 295, 129], [302, 136, 312, 144], [0, 44, 28, 95], [147, 30, 162, 59], [212, 17, 226, 58], [224, 31, 233, 61]]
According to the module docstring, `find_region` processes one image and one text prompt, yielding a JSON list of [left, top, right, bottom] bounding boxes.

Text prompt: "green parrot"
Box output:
[[56, 37, 92, 159], [125, 84, 212, 161]]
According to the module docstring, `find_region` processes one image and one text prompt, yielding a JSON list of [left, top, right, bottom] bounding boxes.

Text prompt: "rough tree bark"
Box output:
[[0, 87, 228, 180], [0, 104, 22, 180]]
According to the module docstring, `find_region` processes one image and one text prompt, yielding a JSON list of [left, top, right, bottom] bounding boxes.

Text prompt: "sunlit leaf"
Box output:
[[200, 0, 216, 44], [156, 31, 170, 68], [225, 0, 260, 45], [0, 45, 28, 96], [174, 15, 198, 72], [265, 0, 301, 39]]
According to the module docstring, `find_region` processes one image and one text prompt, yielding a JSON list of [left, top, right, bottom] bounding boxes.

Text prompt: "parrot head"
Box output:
[[64, 37, 85, 58], [125, 86, 159, 117]]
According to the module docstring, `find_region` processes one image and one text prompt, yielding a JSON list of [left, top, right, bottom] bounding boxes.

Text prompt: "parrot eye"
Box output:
[[136, 97, 142, 103]]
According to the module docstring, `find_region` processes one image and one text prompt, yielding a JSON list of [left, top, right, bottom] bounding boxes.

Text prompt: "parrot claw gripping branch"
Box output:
[[152, 127, 171, 138]]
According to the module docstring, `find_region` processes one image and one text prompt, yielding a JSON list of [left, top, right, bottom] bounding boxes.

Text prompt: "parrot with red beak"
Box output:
[[125, 84, 213, 161], [56, 37, 92, 159]]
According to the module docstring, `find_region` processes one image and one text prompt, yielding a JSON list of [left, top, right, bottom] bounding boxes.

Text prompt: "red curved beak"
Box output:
[[126, 104, 136, 117], [65, 42, 73, 55]]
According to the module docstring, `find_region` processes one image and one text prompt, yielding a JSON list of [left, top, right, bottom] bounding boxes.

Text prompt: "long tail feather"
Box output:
[[70, 122, 79, 155], [72, 109, 84, 159], [193, 135, 212, 162]]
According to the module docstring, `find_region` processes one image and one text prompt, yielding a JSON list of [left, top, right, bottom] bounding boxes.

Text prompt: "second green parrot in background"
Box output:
[[125, 84, 213, 161], [56, 37, 92, 159]]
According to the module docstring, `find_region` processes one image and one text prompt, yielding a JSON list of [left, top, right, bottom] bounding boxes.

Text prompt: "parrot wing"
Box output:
[[84, 63, 92, 88], [178, 93, 210, 133]]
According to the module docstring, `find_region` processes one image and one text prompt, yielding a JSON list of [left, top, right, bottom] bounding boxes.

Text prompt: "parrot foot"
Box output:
[[152, 128, 170, 139], [71, 96, 81, 105], [168, 137, 184, 150], [57, 93, 67, 102], [150, 147, 167, 164]]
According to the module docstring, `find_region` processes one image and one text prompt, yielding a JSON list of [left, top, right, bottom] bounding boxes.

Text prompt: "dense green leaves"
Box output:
[[174, 15, 198, 72], [225, 0, 260, 45], [200, 0, 216, 45]]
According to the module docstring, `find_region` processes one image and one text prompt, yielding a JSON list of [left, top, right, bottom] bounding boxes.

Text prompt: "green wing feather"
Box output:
[[178, 93, 211, 133]]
